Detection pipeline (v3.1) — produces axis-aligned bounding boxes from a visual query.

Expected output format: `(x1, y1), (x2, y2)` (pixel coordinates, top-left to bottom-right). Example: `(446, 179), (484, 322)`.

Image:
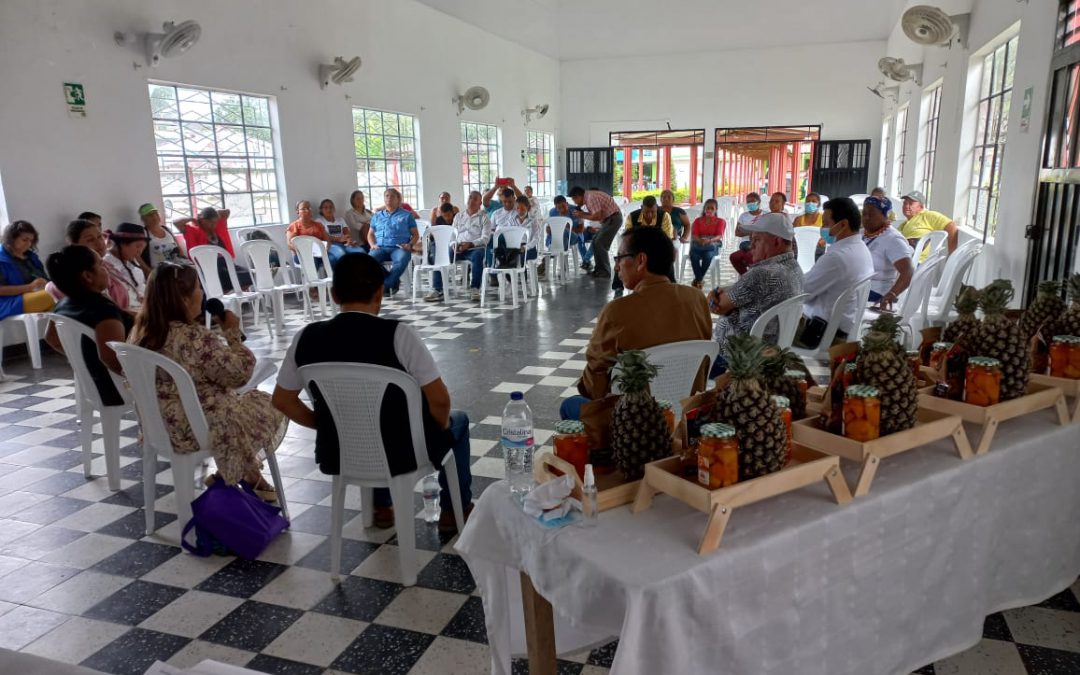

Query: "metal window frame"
(969, 36), (1019, 238)
(460, 121), (502, 197)
(353, 106), (423, 208)
(525, 130), (555, 197)
(920, 85), (943, 204)
(893, 105), (910, 196)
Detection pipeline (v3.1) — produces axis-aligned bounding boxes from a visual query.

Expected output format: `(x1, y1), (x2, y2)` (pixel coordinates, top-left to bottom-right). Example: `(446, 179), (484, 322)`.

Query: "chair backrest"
(849, 194), (869, 208)
(750, 293), (810, 348)
(297, 362), (428, 482)
(816, 194), (830, 204)
(493, 225), (529, 251)
(545, 217), (572, 254)
(818, 276), (874, 347)
(794, 228), (821, 273)
(48, 314), (128, 410)
(897, 255), (946, 324)
(189, 245), (238, 298)
(641, 340), (719, 407)
(912, 230), (948, 266)
(931, 239), (976, 298)
(424, 225), (457, 266)
(239, 240), (280, 291)
(684, 206), (703, 223)
(929, 243), (982, 321)
(291, 235), (330, 283)
(416, 209), (432, 223)
(108, 341), (209, 455)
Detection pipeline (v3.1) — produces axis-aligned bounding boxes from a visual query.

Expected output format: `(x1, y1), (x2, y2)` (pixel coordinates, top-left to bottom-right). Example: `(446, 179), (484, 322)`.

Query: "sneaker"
(589, 269), (611, 279)
(580, 261), (593, 272)
(438, 502), (475, 534)
(424, 290), (444, 302)
(470, 288), (481, 302)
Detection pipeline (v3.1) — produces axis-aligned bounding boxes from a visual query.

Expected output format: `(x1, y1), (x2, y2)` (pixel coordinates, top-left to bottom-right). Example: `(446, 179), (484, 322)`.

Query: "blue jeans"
(372, 410), (473, 510)
(434, 246), (486, 291)
(559, 395), (590, 421)
(689, 244), (719, 282)
(576, 230), (594, 264)
(327, 243), (367, 267)
(369, 246), (412, 291)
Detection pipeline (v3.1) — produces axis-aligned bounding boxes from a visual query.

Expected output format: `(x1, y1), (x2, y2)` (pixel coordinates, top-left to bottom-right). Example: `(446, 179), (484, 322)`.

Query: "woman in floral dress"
(130, 262), (284, 498)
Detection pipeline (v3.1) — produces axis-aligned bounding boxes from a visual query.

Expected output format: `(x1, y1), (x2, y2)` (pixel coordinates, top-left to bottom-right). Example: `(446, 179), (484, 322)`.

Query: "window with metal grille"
(968, 35), (1019, 238)
(1059, 0), (1080, 49)
(893, 106), (909, 196)
(353, 107), (422, 209)
(149, 83), (284, 226)
(526, 131), (555, 197)
(920, 86), (943, 204)
(878, 118), (892, 189)
(461, 122), (501, 199)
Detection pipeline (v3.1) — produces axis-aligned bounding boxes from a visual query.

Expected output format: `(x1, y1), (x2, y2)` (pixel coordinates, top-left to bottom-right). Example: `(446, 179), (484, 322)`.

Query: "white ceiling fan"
(453, 86), (490, 116)
(878, 57), (923, 86)
(319, 56), (361, 89)
(902, 5), (970, 50)
(867, 82), (900, 103)
(115, 20), (201, 68)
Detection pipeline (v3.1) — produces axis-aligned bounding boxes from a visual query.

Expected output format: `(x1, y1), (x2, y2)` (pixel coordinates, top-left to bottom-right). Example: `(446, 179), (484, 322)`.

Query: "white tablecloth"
(456, 410), (1080, 675)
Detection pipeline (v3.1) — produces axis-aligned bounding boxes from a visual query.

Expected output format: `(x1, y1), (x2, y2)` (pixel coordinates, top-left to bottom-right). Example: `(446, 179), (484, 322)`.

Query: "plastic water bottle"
(581, 464), (598, 528)
(501, 391), (535, 502)
(421, 473), (440, 523)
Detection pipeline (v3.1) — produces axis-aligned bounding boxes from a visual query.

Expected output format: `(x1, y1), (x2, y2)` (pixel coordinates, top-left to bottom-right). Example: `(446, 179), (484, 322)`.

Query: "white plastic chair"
(411, 225), (458, 302)
(750, 293), (810, 349)
(794, 227), (821, 273)
(108, 341), (289, 538)
(290, 235), (335, 320)
(926, 241), (982, 327)
(858, 255), (946, 346)
(792, 276), (874, 361)
(188, 246), (263, 330)
(239, 240), (307, 334)
(0, 313), (49, 379)
(911, 230), (948, 269)
(542, 217), (573, 284)
(816, 194), (830, 204)
(849, 193), (869, 208)
(48, 315), (129, 490)
(642, 340), (720, 417)
(297, 362), (464, 585)
(480, 227), (531, 308)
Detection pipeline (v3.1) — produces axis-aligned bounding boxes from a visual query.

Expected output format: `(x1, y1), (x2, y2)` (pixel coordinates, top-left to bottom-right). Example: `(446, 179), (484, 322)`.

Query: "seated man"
(560, 227), (712, 420)
(272, 253), (473, 533)
(861, 196), (914, 308)
(424, 190), (491, 303)
(176, 206), (253, 292)
(613, 196), (674, 295)
(549, 195), (592, 271)
(367, 188), (419, 297)
(899, 190), (958, 257)
(709, 212), (803, 373)
(794, 198), (874, 348)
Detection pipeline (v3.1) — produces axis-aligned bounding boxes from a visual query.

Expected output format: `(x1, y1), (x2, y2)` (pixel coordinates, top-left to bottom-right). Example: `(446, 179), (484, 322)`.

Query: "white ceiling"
(413, 0), (912, 60)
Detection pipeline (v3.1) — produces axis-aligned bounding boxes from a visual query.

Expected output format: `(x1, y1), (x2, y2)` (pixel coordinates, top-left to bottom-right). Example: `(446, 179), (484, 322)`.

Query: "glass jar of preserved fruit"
(1049, 335), (1080, 379)
(843, 385), (881, 441)
(771, 395), (793, 465)
(907, 349), (922, 383)
(553, 420), (589, 480)
(929, 342), (953, 371)
(656, 399), (676, 433)
(965, 357), (1003, 406)
(784, 369), (808, 408)
(842, 361), (857, 389)
(697, 423), (738, 489)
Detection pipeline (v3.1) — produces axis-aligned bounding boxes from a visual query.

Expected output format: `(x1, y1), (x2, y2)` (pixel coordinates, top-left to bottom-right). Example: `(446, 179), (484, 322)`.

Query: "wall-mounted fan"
(867, 82), (900, 103)
(902, 5), (970, 49)
(878, 57), (923, 85)
(115, 20), (201, 68)
(522, 103), (549, 125)
(454, 86), (490, 115)
(319, 56), (361, 89)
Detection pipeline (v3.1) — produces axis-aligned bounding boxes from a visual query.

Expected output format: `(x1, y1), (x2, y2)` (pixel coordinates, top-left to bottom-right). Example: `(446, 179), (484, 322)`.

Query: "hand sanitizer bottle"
(582, 464), (598, 527)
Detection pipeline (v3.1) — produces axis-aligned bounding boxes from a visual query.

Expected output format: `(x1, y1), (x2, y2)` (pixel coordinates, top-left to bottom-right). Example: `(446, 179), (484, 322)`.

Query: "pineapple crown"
(761, 347), (803, 378)
(953, 285), (980, 315)
(860, 330), (896, 353)
(610, 350), (659, 394)
(1036, 280), (1062, 298)
(867, 312), (903, 341)
(724, 334), (767, 380)
(1068, 273), (1080, 301)
(979, 279), (1014, 316)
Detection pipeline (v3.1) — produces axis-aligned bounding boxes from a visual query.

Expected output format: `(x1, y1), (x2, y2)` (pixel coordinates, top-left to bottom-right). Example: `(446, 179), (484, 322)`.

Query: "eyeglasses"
(612, 253), (635, 264)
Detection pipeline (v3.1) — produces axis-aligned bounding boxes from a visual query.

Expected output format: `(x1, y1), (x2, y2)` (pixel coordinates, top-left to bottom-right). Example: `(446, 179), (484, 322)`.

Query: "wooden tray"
(532, 452), (640, 512)
(1030, 373), (1080, 423)
(631, 454), (852, 554)
(792, 408), (972, 497)
(918, 382), (1070, 455)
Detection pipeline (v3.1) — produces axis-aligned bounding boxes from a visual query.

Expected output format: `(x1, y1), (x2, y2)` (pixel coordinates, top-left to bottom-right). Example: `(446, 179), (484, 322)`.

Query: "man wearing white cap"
(707, 212), (803, 372)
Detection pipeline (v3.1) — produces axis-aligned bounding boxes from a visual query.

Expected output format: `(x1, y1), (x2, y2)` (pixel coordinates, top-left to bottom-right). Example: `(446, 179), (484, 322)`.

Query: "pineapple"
(1020, 281), (1066, 341)
(973, 280), (1030, 400)
(714, 335), (787, 480)
(1052, 274), (1080, 338)
(856, 316), (919, 435)
(942, 285), (981, 351)
(762, 347), (809, 420)
(610, 350), (671, 480)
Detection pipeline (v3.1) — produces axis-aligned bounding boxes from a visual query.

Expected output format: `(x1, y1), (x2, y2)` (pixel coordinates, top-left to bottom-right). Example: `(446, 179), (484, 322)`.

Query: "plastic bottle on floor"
(421, 473), (440, 523)
(501, 391), (535, 502)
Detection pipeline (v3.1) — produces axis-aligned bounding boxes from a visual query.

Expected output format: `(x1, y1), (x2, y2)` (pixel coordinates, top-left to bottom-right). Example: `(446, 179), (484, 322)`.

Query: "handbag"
(181, 479), (289, 560)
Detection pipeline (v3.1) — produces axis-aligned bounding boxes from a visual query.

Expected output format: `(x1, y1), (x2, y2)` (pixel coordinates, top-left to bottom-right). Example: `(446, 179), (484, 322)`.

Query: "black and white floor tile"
(0, 268), (1076, 674)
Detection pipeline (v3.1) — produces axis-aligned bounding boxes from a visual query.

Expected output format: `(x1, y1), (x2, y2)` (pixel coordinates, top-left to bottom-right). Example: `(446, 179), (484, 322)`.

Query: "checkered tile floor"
(0, 278), (1078, 674)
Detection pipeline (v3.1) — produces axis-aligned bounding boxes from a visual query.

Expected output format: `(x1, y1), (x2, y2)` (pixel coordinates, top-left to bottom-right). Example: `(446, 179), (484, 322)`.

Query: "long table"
(456, 409), (1080, 675)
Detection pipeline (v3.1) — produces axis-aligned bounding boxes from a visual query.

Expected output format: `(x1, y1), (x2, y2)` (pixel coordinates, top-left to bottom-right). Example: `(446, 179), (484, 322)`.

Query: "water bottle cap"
(584, 464), (595, 486)
(510, 391), (524, 401)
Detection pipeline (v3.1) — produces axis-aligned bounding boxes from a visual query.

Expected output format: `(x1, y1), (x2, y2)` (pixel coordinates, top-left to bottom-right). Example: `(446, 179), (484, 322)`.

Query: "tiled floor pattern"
(0, 268), (1077, 674)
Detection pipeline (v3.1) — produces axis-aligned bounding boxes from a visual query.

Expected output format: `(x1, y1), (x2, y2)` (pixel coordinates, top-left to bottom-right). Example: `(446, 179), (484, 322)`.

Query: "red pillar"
(688, 145), (698, 205)
(623, 146), (633, 198)
(636, 148), (644, 192)
(662, 146), (672, 191)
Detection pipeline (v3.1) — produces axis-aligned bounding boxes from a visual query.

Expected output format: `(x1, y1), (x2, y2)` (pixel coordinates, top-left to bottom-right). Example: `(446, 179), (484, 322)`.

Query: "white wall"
(0, 0), (560, 255)
(559, 40), (889, 196)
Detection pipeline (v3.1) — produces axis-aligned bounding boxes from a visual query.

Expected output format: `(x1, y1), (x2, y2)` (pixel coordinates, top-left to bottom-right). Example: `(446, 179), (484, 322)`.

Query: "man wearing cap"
(862, 196), (914, 309)
(898, 190), (958, 258)
(138, 203), (187, 268)
(708, 212), (803, 366)
(175, 207), (253, 292)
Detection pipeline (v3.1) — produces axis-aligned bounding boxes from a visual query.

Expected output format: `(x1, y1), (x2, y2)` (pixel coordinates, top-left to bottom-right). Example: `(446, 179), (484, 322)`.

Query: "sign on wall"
(63, 82), (86, 118)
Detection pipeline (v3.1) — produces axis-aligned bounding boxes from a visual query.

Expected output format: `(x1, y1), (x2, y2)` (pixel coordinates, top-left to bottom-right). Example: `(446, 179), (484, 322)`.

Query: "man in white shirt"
(794, 197), (875, 348)
(861, 195), (914, 308)
(425, 191), (492, 303)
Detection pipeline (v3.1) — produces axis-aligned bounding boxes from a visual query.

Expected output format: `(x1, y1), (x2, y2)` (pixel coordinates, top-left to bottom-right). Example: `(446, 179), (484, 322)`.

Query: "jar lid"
(784, 369), (806, 380)
(1051, 335), (1080, 344)
(655, 399), (673, 411)
(906, 349), (920, 357)
(845, 384), (880, 398)
(968, 356), (1002, 367)
(771, 395), (790, 408)
(701, 422), (736, 439)
(554, 420), (585, 434)
(932, 342), (954, 350)
(844, 362), (857, 372)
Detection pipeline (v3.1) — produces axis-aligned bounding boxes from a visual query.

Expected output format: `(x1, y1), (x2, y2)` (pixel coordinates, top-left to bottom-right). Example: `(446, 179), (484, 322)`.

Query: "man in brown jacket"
(560, 227), (713, 420)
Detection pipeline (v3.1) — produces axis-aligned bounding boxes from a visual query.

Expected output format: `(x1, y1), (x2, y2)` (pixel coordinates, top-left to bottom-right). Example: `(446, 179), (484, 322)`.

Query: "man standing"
(424, 191), (491, 303)
(612, 196), (674, 295)
(709, 212), (803, 365)
(862, 196), (914, 308)
(899, 190), (958, 256)
(569, 186), (622, 279)
(272, 253), (473, 533)
(560, 227), (712, 420)
(367, 188), (419, 297)
(794, 198), (874, 348)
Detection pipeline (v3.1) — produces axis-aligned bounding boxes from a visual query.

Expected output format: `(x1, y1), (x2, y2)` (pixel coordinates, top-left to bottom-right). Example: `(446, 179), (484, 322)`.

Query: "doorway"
(714, 126), (820, 201)
(609, 129), (705, 205)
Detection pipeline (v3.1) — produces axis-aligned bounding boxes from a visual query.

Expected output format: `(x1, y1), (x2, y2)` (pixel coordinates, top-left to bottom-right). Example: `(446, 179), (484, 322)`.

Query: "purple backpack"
(181, 480), (289, 560)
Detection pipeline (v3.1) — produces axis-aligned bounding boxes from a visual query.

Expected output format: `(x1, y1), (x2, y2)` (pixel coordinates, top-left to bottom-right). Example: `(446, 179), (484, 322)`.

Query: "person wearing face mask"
(794, 198), (874, 348)
(793, 192), (827, 261)
(728, 191), (763, 275)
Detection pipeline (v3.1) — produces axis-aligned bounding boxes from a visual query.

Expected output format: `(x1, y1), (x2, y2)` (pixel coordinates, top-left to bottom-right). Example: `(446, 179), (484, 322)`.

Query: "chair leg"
(23, 315), (44, 369)
(479, 274), (488, 308)
(442, 452), (465, 533)
(101, 408), (122, 491)
(144, 445), (159, 535)
(171, 454), (197, 538)
(510, 272), (519, 308)
(265, 452), (289, 522)
(411, 266), (420, 302)
(330, 477), (346, 580)
(390, 476), (418, 586)
(360, 487), (375, 528)
(79, 398), (94, 479)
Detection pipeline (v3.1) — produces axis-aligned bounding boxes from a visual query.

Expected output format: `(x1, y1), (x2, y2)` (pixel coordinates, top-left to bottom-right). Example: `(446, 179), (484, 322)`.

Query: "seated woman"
(344, 190), (372, 252)
(44, 246), (131, 406)
(429, 191), (459, 225)
(104, 223), (149, 312)
(793, 192), (827, 261)
(316, 199), (365, 265)
(48, 219), (131, 310)
(688, 198), (726, 289)
(0, 220), (55, 322)
(287, 200), (330, 273)
(138, 203), (188, 268)
(177, 207), (253, 292)
(130, 262), (285, 500)
(434, 202), (455, 225)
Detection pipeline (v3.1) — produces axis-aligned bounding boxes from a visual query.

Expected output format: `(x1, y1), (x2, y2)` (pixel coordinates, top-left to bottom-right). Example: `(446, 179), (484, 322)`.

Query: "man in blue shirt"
(367, 188), (419, 296)
(549, 195), (593, 271)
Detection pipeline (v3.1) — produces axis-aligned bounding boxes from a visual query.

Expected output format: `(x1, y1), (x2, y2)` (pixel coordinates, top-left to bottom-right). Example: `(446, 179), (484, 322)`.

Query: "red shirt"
(184, 217), (235, 258)
(692, 215), (726, 239)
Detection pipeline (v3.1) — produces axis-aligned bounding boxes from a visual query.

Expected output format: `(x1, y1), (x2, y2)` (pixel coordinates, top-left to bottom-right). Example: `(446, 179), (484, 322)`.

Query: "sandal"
(252, 478), (278, 504)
